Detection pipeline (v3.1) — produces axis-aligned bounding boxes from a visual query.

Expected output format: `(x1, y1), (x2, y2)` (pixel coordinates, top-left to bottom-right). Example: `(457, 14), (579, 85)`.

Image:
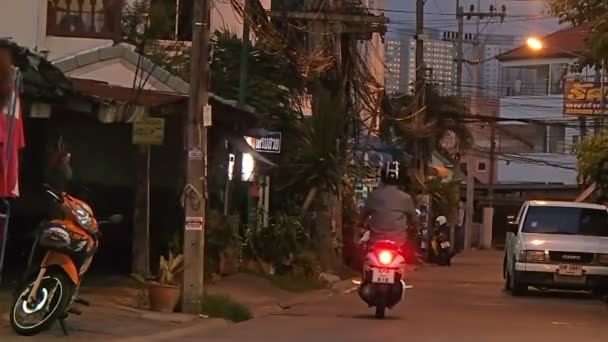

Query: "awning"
(427, 166), (449, 178)
(353, 135), (394, 165)
(226, 134), (277, 167)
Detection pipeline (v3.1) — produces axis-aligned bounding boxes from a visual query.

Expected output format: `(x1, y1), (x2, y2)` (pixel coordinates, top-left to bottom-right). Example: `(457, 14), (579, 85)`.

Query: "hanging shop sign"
(133, 117), (165, 145)
(563, 81), (608, 116)
(246, 132), (281, 154)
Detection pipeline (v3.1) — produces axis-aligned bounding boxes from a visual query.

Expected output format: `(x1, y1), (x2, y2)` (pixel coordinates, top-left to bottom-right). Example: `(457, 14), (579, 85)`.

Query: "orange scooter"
(9, 185), (122, 336)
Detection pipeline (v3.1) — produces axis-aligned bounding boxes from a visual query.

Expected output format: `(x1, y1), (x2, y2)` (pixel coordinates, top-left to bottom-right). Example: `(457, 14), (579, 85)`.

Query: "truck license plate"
(558, 264), (583, 276)
(372, 268), (395, 284)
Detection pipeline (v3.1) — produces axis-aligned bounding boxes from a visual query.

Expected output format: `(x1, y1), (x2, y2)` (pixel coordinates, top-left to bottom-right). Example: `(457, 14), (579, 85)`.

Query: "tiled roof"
(497, 24), (592, 62)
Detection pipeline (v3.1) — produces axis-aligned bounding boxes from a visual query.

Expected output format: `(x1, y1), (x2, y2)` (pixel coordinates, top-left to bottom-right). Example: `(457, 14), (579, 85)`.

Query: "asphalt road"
(1, 250), (607, 341)
(174, 250), (608, 342)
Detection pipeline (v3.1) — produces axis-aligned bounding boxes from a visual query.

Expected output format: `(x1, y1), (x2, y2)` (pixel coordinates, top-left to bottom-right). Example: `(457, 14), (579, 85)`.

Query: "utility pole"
(450, 3), (506, 249)
(415, 0), (425, 175)
(465, 161), (474, 249)
(182, 0), (211, 314)
(238, 0), (251, 106)
(601, 59), (606, 131)
(488, 121), (496, 207)
(456, 0), (464, 97)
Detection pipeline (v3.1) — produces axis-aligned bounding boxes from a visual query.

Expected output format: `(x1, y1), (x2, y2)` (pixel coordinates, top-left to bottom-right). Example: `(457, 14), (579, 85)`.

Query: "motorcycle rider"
(359, 161), (417, 250)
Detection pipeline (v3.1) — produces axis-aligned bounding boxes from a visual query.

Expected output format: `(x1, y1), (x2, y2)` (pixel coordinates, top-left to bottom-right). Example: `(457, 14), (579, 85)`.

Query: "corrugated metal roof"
(71, 78), (187, 107)
(70, 78), (257, 117)
(497, 25), (592, 62)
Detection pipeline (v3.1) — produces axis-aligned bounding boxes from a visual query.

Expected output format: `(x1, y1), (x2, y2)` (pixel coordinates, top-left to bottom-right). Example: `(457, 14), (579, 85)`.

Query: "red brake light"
(378, 250), (394, 265)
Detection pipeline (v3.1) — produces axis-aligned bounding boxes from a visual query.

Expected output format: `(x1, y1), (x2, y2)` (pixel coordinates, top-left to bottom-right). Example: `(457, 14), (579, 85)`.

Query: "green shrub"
(242, 211), (312, 271)
(201, 293), (252, 322)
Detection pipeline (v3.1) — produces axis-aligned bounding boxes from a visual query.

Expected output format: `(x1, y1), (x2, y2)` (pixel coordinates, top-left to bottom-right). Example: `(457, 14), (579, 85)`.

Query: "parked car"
(503, 200), (608, 297)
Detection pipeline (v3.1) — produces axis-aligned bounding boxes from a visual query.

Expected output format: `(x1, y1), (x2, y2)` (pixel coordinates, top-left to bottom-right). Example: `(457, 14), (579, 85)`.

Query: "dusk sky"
(384, 0), (562, 42)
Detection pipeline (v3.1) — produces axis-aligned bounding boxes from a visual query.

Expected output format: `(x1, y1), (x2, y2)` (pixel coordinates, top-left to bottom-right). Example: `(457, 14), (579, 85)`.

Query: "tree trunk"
(316, 190), (340, 272)
(300, 186), (318, 217)
(332, 187), (343, 261)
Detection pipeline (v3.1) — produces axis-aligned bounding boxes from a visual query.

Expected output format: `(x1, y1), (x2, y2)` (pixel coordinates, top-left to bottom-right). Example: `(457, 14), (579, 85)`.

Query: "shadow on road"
(507, 289), (596, 301)
(337, 313), (403, 321)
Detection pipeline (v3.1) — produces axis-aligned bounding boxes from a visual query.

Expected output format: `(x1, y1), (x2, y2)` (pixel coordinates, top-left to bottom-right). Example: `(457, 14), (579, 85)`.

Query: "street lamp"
(526, 37), (543, 51)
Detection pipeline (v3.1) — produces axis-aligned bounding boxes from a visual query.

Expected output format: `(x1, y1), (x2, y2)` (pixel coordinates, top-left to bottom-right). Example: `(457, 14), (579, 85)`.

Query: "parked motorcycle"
(358, 236), (407, 319)
(9, 185), (122, 336)
(430, 216), (454, 266)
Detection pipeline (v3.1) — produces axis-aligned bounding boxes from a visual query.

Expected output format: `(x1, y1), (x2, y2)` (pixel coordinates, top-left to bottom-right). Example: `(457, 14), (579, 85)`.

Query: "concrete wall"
(0, 0), (47, 50)
(1, 0), (259, 62)
(496, 153), (578, 185)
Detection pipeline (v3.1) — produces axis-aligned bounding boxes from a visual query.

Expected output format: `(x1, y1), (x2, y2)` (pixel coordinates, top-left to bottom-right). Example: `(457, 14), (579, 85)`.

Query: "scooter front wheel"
(374, 305), (386, 319)
(10, 271), (74, 336)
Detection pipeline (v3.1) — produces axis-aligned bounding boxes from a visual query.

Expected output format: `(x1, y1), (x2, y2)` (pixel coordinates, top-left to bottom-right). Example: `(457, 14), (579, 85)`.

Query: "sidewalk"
(0, 282), (225, 341)
(0, 272), (352, 341)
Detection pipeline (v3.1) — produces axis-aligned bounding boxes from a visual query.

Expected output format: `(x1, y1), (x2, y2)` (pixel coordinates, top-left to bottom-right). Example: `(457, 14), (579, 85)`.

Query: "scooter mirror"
(107, 214), (124, 224)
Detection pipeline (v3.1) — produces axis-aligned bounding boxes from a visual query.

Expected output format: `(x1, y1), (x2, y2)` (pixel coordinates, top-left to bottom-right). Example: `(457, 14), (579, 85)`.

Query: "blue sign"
(248, 132), (281, 154)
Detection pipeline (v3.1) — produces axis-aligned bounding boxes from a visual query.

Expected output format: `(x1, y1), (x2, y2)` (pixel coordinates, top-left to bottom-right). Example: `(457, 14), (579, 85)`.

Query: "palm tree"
(275, 84), (357, 271)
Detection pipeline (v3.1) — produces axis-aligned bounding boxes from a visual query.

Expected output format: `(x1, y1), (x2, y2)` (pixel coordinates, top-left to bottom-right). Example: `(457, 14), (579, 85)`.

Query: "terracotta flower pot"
(149, 283), (181, 313)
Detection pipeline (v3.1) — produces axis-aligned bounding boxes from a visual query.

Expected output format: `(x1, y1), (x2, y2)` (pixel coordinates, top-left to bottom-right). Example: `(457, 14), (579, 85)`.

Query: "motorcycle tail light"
(378, 250), (394, 265)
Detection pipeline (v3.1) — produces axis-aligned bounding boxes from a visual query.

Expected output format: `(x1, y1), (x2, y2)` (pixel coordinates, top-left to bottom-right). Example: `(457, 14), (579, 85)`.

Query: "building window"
(477, 162), (487, 172)
(572, 135), (580, 145)
(47, 0), (123, 40)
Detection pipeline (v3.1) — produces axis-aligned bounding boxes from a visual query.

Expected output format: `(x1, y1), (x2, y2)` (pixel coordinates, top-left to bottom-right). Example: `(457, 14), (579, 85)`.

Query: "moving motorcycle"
(358, 232), (407, 319)
(9, 185), (122, 336)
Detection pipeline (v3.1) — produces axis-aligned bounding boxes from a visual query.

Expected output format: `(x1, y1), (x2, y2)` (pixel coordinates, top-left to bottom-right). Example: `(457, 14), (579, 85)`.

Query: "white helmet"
(435, 216), (447, 226)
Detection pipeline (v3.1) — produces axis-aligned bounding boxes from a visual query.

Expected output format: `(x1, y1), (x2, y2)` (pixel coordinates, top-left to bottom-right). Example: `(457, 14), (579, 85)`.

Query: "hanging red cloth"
(0, 90), (25, 197)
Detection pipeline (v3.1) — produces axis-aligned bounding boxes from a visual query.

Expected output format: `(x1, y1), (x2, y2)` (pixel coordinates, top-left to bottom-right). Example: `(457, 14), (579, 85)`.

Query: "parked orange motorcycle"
(9, 185), (122, 336)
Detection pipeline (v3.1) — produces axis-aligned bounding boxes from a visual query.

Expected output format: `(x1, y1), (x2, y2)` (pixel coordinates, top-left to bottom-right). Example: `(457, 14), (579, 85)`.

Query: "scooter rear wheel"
(375, 305), (386, 319)
(10, 271), (74, 336)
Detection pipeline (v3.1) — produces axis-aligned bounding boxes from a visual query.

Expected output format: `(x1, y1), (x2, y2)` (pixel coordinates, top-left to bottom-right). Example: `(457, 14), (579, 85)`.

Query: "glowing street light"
(526, 37), (543, 51)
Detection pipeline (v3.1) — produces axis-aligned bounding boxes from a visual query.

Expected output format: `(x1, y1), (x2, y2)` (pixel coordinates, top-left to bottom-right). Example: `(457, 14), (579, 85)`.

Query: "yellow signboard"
(133, 118), (165, 145)
(564, 81), (608, 116)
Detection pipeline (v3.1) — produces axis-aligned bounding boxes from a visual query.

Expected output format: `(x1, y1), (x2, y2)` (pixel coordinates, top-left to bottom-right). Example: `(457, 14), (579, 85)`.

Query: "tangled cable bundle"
(228, 0), (334, 77)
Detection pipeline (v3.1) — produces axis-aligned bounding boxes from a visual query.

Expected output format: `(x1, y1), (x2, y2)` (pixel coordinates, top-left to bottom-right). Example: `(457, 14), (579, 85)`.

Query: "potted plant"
(149, 251), (184, 312)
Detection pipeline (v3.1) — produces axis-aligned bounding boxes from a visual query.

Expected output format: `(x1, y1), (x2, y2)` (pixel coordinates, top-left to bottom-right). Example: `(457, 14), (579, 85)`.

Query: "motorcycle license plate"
(372, 268), (395, 284)
(440, 241), (451, 249)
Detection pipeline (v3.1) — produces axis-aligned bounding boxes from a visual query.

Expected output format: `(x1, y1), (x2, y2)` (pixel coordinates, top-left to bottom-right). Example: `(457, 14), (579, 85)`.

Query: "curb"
(115, 318), (229, 342)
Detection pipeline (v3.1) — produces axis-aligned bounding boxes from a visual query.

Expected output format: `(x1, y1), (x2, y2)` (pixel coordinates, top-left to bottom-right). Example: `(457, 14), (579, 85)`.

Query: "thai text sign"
(564, 81), (608, 116)
(246, 132), (281, 154)
(133, 118), (165, 145)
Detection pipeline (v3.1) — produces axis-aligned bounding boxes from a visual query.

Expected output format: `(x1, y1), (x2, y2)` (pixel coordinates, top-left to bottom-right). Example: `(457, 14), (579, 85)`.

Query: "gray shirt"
(362, 185), (416, 237)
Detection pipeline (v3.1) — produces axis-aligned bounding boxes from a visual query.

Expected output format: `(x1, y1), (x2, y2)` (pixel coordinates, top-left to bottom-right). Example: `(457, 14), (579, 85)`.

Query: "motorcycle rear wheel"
(10, 271), (74, 336)
(375, 305), (386, 319)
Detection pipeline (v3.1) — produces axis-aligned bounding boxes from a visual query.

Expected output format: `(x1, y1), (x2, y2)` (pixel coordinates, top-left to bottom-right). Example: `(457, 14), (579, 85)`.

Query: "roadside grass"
(201, 293), (252, 322)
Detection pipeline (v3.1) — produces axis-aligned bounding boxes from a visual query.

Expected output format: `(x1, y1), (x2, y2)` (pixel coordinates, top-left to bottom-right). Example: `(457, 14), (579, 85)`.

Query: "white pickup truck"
(504, 200), (608, 296)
